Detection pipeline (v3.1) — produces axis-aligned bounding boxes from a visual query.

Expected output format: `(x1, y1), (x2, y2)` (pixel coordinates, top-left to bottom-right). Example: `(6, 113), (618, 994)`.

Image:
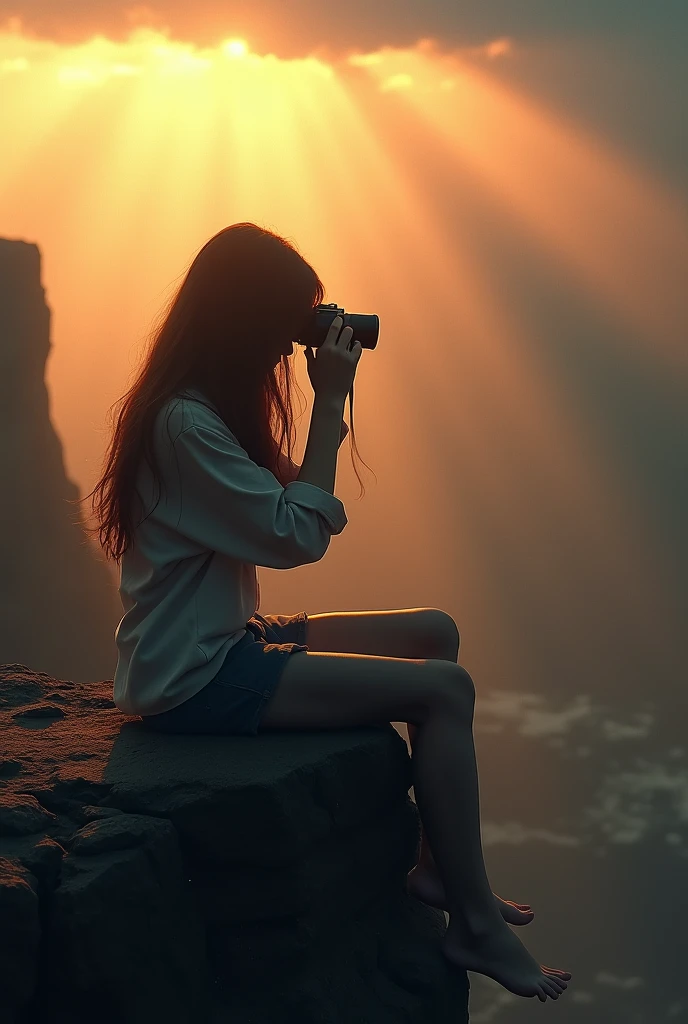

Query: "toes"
(543, 966), (572, 979)
(501, 899), (532, 912)
(495, 893), (531, 911)
(501, 900), (534, 921)
(541, 980), (559, 999)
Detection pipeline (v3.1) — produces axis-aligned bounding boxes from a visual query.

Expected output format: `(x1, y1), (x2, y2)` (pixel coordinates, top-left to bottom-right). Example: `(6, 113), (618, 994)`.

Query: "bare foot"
(442, 914), (572, 1001)
(407, 865), (535, 926)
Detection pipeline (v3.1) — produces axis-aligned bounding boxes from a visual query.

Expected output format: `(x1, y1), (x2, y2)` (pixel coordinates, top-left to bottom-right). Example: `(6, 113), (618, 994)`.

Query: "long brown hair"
(73, 223), (371, 564)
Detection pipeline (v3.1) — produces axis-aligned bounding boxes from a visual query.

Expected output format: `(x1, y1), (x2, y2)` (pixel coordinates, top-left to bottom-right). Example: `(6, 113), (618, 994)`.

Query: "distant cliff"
(0, 238), (121, 682)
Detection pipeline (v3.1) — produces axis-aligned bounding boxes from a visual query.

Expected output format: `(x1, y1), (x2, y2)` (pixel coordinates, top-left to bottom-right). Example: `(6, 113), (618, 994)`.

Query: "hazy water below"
(396, 686), (687, 1022)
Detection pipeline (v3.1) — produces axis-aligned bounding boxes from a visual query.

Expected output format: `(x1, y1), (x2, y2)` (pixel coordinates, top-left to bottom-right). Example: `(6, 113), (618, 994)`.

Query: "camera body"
(295, 302), (379, 350)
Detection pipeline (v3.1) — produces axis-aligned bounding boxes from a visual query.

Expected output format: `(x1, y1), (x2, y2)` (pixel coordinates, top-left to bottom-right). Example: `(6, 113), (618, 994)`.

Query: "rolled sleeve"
(282, 480), (348, 534)
(163, 424), (347, 568)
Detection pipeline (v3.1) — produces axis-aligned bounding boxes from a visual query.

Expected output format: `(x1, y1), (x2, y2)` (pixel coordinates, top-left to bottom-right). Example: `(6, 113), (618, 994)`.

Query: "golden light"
(223, 38), (248, 59)
(380, 73), (413, 92)
(485, 38), (512, 58)
(0, 25), (685, 688)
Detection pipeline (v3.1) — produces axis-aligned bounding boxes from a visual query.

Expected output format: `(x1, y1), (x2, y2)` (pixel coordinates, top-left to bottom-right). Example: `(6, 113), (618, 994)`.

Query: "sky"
(2, 0), (687, 51)
(1, 4), (687, 1020)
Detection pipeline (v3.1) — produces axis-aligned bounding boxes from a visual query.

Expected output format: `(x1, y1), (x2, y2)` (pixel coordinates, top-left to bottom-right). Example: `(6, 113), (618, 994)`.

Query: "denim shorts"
(139, 611), (309, 737)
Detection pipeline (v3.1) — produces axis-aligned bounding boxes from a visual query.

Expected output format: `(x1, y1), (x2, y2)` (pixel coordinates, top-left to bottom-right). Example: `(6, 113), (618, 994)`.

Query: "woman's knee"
(420, 608), (461, 658)
(426, 661), (475, 716)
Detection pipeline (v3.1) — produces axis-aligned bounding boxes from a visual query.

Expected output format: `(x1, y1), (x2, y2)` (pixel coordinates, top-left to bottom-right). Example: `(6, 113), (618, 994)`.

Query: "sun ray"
(0, 27), (683, 692)
(356, 45), (688, 373)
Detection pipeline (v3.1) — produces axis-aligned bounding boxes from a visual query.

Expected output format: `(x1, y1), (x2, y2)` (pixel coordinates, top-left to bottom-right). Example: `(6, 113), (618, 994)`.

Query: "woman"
(81, 222), (571, 1000)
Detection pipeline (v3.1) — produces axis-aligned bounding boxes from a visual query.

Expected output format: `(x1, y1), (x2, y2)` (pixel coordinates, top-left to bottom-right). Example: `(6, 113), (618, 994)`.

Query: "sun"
(223, 39), (248, 59)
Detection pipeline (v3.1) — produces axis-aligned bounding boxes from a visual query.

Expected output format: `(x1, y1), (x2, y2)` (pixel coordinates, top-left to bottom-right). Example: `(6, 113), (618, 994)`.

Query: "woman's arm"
(277, 418), (349, 483)
(276, 451), (301, 484)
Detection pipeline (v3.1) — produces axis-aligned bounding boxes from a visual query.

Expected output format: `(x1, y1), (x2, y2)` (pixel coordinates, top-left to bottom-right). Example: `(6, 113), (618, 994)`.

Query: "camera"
(295, 303), (379, 350)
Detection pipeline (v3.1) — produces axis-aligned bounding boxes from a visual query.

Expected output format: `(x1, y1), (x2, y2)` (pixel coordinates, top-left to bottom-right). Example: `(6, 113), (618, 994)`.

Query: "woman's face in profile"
(271, 314), (309, 364)
(266, 307), (315, 365)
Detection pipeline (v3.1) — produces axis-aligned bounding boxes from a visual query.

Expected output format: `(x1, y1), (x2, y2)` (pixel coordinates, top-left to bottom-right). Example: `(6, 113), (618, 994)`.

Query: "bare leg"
(406, 721), (534, 925)
(411, 684), (571, 1001)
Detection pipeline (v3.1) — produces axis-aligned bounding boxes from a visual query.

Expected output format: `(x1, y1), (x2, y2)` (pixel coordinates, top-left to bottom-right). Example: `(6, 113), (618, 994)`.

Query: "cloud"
(584, 762), (688, 845)
(476, 691), (598, 739)
(1, 0), (684, 55)
(481, 821), (581, 846)
(595, 973), (645, 990)
(476, 690), (658, 746)
(471, 37), (513, 59)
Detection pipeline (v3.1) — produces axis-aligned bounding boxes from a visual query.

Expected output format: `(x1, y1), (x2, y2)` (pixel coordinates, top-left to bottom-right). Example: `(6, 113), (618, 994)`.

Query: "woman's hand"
(303, 321), (361, 405)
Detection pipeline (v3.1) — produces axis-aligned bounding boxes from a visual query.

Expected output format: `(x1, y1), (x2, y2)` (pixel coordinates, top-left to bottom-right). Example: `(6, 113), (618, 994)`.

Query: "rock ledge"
(1, 664), (469, 1023)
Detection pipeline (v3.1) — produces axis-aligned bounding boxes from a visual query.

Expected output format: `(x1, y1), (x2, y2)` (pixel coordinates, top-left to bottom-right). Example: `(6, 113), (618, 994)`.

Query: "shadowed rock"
(0, 238), (121, 682)
(0, 663), (469, 1024)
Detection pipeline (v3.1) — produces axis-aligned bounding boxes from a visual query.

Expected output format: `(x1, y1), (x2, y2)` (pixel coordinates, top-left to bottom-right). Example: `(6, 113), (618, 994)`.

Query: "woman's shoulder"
(175, 387), (218, 412)
(155, 389), (237, 444)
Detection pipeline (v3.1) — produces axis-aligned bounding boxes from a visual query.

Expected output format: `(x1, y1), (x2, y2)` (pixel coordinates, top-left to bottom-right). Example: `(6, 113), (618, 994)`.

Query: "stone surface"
(0, 237), (121, 683)
(1, 664), (470, 1023)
